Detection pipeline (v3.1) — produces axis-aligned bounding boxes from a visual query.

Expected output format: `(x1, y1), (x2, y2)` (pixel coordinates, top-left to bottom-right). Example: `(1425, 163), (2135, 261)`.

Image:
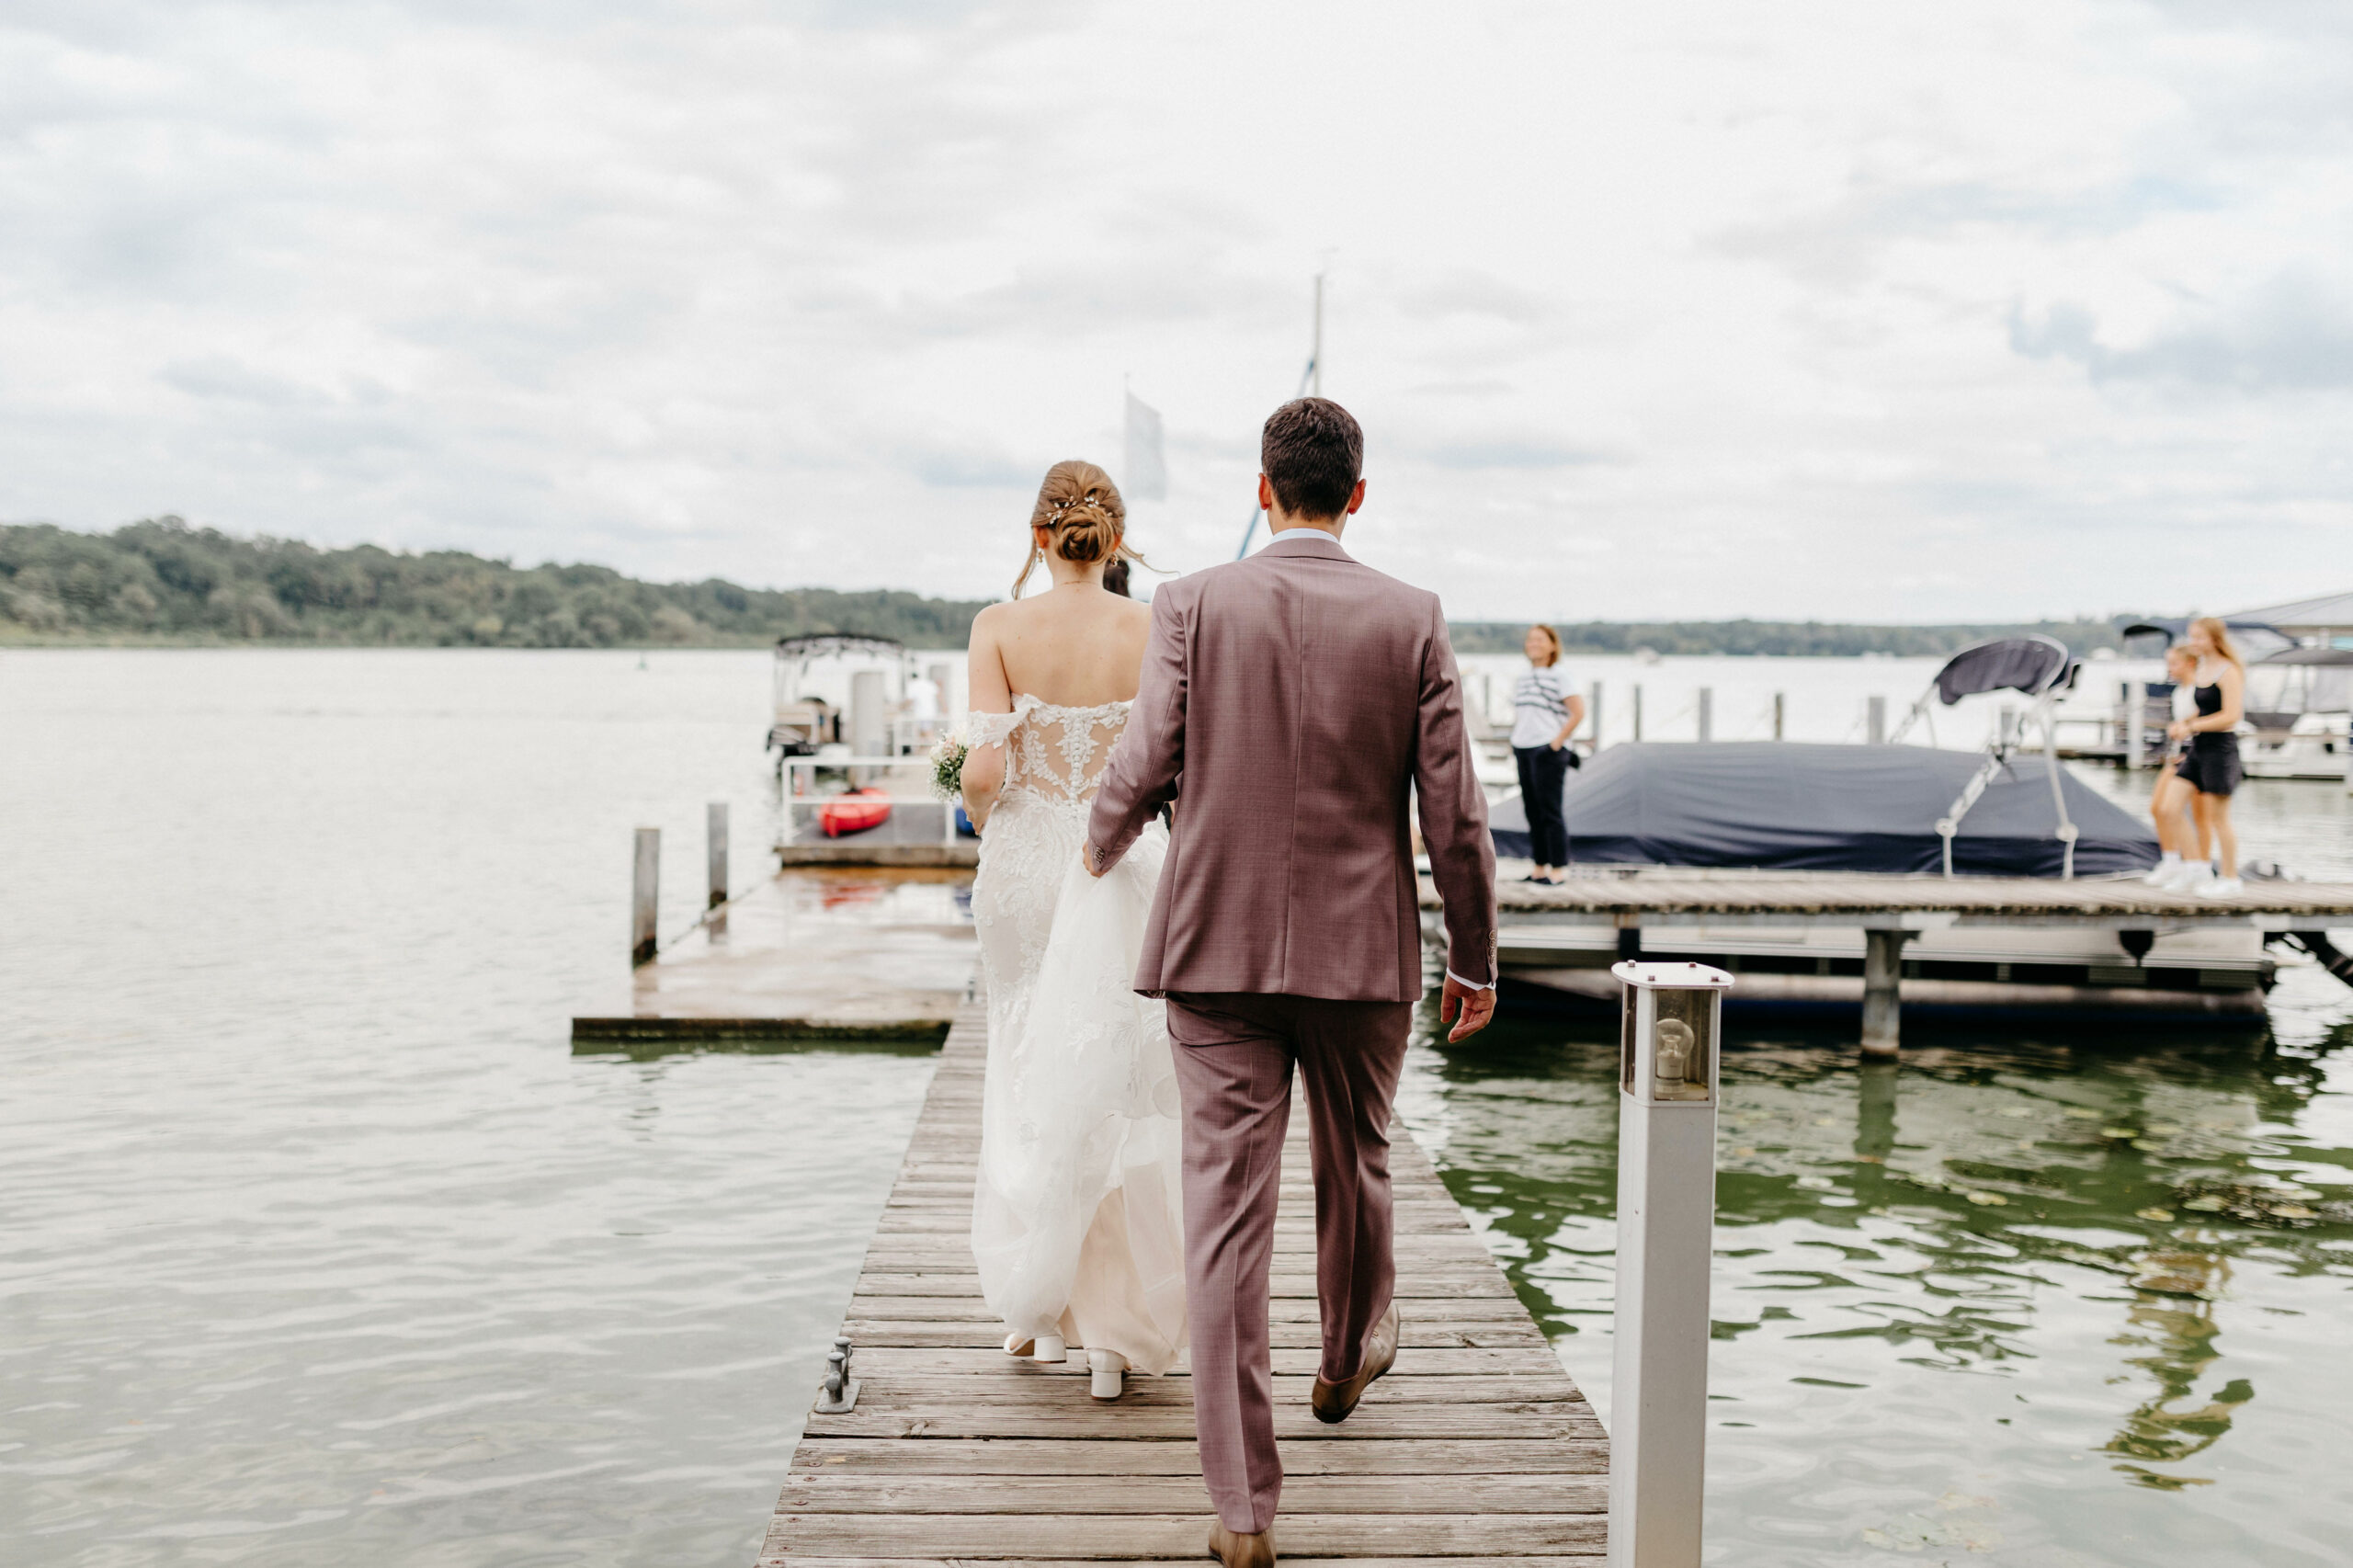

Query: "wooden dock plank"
(790, 1438), (1608, 1476)
(779, 1473), (1608, 1514)
(1444, 868), (2353, 925)
(771, 1515), (1608, 1560)
(758, 990), (1607, 1564)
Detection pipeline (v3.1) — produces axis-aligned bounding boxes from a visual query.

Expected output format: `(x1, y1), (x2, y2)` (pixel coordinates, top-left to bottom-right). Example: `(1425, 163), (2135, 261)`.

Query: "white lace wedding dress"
(966, 695), (1187, 1384)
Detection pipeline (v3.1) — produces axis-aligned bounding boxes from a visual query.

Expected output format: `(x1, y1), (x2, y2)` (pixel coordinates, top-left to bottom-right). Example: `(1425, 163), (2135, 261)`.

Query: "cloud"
(1419, 437), (1609, 472)
(2010, 277), (2353, 391)
(0, 0), (2348, 620)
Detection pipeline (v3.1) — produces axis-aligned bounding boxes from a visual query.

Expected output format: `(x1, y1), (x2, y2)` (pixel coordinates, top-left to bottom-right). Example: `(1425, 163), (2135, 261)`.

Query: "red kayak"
(819, 786), (892, 837)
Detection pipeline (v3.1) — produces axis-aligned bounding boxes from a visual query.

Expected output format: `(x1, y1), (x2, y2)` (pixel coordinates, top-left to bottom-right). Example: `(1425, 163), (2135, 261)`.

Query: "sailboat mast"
(1311, 273), (1323, 397)
(1236, 272), (1329, 560)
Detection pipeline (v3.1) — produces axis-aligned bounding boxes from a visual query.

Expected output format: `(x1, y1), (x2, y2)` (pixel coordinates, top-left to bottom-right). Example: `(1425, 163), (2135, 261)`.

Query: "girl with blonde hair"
(2141, 642), (2211, 884)
(2157, 617), (2247, 896)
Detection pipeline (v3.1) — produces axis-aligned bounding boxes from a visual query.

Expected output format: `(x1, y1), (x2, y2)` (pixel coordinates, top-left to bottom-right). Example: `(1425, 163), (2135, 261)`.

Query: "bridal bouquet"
(930, 728), (968, 801)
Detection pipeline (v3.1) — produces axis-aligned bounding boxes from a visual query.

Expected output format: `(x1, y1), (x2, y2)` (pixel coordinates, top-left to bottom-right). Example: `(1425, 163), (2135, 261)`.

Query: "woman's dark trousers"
(1513, 744), (1571, 867)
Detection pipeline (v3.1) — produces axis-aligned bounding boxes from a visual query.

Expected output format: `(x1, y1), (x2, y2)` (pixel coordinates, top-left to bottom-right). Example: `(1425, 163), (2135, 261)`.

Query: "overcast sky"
(3, 2), (2347, 620)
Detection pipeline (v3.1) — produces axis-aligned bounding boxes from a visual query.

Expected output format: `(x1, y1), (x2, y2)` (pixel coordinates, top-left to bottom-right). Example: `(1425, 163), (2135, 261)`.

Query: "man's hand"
(1439, 973), (1496, 1043)
(1082, 841), (1106, 879)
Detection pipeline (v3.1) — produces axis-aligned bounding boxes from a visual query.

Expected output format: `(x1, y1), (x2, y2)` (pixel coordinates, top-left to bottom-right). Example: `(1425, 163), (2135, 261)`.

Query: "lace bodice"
(966, 694), (1131, 805)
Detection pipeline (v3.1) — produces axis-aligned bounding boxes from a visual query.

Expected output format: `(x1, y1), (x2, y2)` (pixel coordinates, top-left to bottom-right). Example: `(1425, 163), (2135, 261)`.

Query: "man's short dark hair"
(1260, 397), (1363, 521)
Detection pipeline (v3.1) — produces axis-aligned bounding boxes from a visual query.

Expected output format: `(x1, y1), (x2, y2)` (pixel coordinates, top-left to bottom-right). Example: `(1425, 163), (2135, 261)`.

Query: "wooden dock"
(573, 868), (974, 1048)
(1432, 868), (2353, 1048)
(759, 995), (1609, 1565)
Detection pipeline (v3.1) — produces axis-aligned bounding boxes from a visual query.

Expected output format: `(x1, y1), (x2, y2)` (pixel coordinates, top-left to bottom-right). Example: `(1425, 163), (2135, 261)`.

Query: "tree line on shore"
(0, 518), (988, 650)
(4, 517), (2134, 657)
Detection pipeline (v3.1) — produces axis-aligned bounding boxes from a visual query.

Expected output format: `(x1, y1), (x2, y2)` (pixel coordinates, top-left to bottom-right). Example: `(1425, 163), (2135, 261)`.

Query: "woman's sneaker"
(2173, 861), (2215, 892)
(2143, 856), (2183, 888)
(2196, 876), (2245, 899)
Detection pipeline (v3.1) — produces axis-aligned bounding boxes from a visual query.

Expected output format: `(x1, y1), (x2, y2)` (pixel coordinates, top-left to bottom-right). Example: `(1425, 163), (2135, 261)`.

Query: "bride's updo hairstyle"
(1012, 460), (1145, 597)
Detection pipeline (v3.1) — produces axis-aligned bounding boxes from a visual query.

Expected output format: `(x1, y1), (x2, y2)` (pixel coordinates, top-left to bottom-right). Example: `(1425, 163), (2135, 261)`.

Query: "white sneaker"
(2143, 856), (2183, 888)
(1030, 1333), (1067, 1364)
(2196, 877), (2245, 899)
(2173, 862), (2215, 892)
(1088, 1348), (1127, 1399)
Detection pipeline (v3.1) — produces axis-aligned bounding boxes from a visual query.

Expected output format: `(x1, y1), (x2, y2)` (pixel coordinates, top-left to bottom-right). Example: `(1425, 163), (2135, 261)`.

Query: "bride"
(960, 460), (1186, 1402)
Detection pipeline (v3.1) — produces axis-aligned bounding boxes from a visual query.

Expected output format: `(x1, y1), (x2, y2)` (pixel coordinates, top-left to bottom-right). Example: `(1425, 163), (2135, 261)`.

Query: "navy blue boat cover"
(1489, 742), (2159, 877)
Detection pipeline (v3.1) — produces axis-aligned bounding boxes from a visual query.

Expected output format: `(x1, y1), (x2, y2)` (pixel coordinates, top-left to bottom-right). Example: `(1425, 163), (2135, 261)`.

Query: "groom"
(1086, 397), (1499, 1567)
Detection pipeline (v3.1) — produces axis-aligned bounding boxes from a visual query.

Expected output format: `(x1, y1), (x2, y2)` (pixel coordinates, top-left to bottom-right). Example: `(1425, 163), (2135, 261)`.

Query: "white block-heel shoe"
(1088, 1349), (1127, 1399)
(1031, 1333), (1067, 1364)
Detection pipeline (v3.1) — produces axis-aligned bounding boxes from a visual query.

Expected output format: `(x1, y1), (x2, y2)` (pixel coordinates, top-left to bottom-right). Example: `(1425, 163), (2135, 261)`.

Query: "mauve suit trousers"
(1163, 992), (1411, 1534)
(1087, 529), (1497, 1536)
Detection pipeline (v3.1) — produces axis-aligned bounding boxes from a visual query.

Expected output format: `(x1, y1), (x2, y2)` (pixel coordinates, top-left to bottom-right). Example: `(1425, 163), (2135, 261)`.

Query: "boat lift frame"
(1888, 634), (2081, 880)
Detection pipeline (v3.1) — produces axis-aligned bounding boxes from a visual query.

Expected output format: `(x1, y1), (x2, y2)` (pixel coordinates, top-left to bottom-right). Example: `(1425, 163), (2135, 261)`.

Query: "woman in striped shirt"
(1511, 625), (1585, 883)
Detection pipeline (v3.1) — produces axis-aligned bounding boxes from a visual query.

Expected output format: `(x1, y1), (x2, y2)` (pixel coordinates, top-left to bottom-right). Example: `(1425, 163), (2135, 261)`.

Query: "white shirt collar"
(1261, 528), (1351, 559)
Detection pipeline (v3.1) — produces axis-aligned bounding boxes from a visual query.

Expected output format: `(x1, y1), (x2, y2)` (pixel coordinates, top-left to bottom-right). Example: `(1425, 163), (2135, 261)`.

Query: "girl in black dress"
(2142, 643), (2210, 884)
(2163, 617), (2246, 896)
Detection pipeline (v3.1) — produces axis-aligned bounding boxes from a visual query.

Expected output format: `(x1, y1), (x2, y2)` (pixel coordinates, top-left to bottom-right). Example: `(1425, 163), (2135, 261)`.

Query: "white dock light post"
(1608, 960), (1734, 1568)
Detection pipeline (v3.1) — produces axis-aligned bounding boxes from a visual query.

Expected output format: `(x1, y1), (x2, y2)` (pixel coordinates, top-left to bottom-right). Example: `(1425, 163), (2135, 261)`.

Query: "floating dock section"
(572, 868), (974, 1049)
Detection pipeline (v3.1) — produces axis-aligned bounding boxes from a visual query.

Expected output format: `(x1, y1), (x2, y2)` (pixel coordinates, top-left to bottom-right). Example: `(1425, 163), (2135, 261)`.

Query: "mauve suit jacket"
(1087, 528), (1497, 1003)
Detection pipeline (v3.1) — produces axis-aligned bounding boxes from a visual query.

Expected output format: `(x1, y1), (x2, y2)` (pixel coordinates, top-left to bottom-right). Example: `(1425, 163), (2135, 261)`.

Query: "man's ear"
(1256, 474), (1275, 515)
(1344, 478), (1368, 516)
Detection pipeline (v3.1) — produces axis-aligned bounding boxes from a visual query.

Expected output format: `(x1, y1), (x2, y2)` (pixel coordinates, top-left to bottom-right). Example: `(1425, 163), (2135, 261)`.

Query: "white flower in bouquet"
(930, 729), (969, 801)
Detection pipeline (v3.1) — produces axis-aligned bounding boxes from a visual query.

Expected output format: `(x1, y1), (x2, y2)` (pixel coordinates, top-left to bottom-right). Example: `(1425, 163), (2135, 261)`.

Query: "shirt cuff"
(1446, 969), (1496, 993)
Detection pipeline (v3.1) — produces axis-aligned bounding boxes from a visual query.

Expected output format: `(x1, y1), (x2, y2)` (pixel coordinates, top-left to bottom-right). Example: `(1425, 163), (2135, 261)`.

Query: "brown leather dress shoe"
(1208, 1520), (1276, 1567)
(1311, 1302), (1400, 1424)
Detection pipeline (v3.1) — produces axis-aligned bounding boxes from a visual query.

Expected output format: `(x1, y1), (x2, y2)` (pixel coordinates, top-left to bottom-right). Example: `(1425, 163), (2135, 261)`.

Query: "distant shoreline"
(6, 517), (2143, 659)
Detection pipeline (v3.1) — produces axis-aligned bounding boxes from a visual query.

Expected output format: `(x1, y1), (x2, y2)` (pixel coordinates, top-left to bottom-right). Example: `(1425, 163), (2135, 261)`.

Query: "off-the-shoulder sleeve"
(964, 694), (1038, 750)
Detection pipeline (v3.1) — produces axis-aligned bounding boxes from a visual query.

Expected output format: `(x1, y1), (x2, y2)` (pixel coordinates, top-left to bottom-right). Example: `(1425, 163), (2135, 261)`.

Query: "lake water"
(5, 649), (2349, 1567)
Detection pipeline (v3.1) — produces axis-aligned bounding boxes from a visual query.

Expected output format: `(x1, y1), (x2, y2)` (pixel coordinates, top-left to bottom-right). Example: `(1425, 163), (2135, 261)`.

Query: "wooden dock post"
(631, 827), (660, 967)
(1590, 680), (1605, 750)
(1866, 695), (1887, 745)
(1608, 961), (1733, 1568)
(1695, 687), (1712, 743)
(1859, 928), (1910, 1055)
(1772, 691), (1786, 740)
(706, 802), (729, 910)
(1632, 684), (1644, 743)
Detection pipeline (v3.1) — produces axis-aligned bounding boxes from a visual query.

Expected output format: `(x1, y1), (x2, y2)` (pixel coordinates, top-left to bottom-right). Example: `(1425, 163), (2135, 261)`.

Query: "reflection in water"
(1400, 971), (2353, 1567)
(2105, 1290), (2244, 1483)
